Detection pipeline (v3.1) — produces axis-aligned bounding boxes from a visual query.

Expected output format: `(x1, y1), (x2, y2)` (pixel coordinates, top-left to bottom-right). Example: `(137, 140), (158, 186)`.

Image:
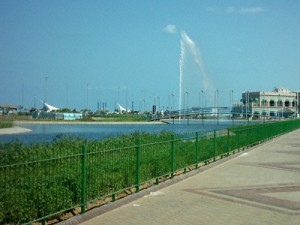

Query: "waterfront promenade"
(61, 129), (300, 225)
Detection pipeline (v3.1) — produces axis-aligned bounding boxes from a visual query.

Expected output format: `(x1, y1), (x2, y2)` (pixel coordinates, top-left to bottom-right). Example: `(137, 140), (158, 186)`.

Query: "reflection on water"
(0, 119), (255, 143)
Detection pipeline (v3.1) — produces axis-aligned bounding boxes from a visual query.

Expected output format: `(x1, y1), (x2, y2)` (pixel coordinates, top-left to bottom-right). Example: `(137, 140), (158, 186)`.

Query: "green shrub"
(0, 121), (13, 129)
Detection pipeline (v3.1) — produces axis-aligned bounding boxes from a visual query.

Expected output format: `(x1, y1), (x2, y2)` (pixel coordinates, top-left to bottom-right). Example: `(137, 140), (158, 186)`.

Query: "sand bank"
(0, 126), (32, 135)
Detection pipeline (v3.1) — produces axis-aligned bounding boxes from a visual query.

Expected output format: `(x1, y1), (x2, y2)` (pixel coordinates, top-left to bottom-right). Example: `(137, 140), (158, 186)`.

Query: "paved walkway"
(64, 129), (300, 225)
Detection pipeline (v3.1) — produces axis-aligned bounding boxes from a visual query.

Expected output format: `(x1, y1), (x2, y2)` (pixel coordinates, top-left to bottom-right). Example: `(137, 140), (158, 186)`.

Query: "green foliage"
(92, 113), (150, 122)
(0, 121), (13, 129)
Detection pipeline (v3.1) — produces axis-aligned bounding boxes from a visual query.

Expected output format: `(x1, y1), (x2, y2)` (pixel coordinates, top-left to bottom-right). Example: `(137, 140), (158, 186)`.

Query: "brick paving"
(61, 129), (300, 225)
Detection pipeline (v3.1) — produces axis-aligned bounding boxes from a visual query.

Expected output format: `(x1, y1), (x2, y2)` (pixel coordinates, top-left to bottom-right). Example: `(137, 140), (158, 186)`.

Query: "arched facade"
(241, 88), (299, 119)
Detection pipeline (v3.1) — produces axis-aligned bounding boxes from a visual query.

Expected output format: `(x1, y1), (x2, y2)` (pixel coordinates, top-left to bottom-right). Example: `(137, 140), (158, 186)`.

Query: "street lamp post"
(170, 93), (175, 124)
(125, 87), (128, 112)
(153, 96), (159, 119)
(201, 90), (204, 107)
(172, 94), (175, 114)
(86, 83), (89, 110)
(246, 91), (249, 123)
(185, 92), (189, 113)
(201, 90), (204, 125)
(34, 95), (36, 109)
(45, 76), (48, 102)
(171, 93), (174, 116)
(185, 92), (189, 125)
(168, 94), (170, 118)
(21, 79), (24, 111)
(216, 90), (219, 125)
(198, 91), (201, 114)
(132, 101), (134, 112)
(231, 90), (234, 124)
(157, 96), (160, 113)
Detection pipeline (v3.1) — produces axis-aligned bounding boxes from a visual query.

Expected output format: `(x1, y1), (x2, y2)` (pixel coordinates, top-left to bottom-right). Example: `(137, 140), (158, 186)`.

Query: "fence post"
(237, 129), (240, 152)
(227, 129), (230, 156)
(195, 132), (199, 168)
(81, 145), (87, 214)
(135, 138), (140, 192)
(171, 134), (175, 178)
(213, 130), (216, 162)
(247, 127), (250, 146)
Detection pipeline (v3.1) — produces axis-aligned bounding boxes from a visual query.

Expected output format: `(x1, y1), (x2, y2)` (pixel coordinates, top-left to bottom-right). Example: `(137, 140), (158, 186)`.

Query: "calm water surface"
(0, 119), (253, 143)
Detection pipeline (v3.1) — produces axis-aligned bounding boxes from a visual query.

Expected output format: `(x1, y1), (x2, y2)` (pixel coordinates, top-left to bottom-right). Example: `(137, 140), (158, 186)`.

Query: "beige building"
(241, 88), (299, 119)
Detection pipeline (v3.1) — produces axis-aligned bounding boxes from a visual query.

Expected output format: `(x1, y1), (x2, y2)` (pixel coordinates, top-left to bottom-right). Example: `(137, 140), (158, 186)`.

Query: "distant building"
(31, 101), (83, 120)
(31, 111), (83, 120)
(0, 104), (18, 115)
(239, 87), (299, 119)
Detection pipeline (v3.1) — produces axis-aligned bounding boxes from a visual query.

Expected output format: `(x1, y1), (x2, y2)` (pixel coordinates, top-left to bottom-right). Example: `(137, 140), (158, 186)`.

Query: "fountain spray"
(179, 31), (215, 113)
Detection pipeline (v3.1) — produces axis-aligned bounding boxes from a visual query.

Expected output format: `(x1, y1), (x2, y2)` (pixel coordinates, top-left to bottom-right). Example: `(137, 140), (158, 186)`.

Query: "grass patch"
(0, 121), (13, 129)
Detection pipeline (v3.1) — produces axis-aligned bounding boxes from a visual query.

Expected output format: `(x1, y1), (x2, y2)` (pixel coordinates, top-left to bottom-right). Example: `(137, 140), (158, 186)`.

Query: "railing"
(1, 120), (300, 224)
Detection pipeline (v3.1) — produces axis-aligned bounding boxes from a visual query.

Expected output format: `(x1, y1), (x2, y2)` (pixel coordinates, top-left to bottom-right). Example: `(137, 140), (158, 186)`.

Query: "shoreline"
(0, 120), (166, 135)
(14, 120), (166, 125)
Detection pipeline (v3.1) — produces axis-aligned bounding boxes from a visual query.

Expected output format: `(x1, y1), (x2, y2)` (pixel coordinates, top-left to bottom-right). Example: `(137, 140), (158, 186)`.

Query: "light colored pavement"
(66, 129), (300, 225)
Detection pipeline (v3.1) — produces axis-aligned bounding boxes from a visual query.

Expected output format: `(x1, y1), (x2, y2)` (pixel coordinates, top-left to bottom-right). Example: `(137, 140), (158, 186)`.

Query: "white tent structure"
(117, 103), (131, 113)
(42, 100), (60, 112)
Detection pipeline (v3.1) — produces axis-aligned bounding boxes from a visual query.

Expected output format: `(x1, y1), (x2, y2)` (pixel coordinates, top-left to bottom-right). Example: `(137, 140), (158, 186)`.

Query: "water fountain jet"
(179, 31), (215, 115)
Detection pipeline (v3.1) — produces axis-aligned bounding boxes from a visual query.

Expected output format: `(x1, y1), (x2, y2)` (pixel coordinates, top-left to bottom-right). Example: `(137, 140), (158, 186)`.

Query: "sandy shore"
(0, 126), (32, 135)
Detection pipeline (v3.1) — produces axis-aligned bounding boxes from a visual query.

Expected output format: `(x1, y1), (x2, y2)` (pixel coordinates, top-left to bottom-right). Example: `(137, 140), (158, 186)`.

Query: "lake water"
(0, 119), (254, 143)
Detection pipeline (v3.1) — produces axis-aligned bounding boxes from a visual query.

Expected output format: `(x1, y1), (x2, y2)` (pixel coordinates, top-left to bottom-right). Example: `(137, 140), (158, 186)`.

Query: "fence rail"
(1, 120), (300, 224)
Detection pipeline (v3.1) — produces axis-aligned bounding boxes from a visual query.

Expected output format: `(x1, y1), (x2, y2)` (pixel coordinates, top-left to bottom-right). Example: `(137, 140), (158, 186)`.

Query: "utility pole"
(45, 76), (48, 102)
(86, 83), (89, 110)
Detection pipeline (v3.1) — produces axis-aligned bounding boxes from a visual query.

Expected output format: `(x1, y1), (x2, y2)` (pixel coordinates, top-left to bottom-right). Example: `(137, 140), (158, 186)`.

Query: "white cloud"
(205, 6), (223, 14)
(206, 7), (219, 13)
(226, 6), (237, 13)
(226, 6), (268, 14)
(163, 24), (177, 34)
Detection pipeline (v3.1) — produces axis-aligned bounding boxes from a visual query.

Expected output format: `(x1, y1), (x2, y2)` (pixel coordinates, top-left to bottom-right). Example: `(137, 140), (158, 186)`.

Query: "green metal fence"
(1, 120), (300, 224)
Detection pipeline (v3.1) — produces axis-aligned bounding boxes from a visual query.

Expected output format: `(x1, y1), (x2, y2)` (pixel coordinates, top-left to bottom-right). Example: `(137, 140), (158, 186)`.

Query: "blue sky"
(1, 0), (300, 112)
